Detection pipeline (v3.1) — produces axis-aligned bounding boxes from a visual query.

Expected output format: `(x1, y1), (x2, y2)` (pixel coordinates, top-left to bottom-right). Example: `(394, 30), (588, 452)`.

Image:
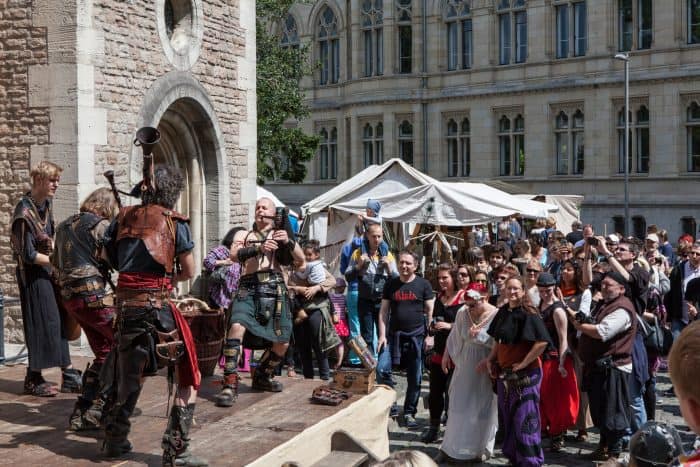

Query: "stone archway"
(134, 72), (230, 297)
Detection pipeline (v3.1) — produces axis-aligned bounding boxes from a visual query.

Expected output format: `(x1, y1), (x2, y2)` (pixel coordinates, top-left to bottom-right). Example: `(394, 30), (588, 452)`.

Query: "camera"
(586, 237), (599, 247)
(575, 311), (595, 324)
(274, 207), (289, 230)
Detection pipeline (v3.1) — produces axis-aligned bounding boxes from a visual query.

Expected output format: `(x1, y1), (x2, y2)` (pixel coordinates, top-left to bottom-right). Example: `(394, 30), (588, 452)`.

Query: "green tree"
(257, 0), (318, 184)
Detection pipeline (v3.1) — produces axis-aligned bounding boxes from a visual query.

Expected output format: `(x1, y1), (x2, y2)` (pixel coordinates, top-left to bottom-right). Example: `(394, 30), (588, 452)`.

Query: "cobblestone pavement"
(388, 367), (699, 466)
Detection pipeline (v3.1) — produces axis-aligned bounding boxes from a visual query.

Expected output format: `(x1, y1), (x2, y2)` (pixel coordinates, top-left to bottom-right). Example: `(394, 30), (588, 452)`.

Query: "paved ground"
(387, 365), (699, 466)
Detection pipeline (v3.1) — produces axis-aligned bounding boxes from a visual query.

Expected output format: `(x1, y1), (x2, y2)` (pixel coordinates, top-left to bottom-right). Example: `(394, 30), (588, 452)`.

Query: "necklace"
(468, 305), (493, 337)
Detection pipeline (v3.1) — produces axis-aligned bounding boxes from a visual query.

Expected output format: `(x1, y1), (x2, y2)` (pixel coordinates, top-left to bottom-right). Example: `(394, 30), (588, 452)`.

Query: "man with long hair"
(52, 187), (119, 431)
(101, 164), (206, 466)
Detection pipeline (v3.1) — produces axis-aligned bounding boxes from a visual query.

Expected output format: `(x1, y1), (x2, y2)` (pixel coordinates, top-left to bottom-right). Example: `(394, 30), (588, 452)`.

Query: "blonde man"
(10, 161), (78, 396)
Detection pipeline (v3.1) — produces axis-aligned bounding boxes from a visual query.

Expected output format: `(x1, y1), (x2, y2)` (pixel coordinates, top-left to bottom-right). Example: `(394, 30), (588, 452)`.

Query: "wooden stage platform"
(0, 356), (394, 466)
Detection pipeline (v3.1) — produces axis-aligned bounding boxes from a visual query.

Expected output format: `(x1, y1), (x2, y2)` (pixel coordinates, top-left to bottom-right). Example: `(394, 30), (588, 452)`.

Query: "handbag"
(640, 315), (672, 356)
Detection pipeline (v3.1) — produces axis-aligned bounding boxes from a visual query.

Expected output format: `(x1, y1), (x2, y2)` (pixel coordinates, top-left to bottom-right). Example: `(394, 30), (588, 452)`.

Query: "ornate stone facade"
(268, 0), (700, 242)
(1, 0), (256, 340)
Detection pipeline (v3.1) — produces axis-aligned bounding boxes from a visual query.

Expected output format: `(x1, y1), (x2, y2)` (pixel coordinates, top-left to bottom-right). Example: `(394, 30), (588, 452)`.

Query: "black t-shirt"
(383, 276), (434, 333)
(433, 298), (462, 356)
(626, 263), (650, 316)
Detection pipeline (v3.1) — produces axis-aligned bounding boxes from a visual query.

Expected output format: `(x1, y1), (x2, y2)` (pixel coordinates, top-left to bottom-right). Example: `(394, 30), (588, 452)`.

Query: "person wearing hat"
(536, 272), (579, 452)
(569, 271), (638, 461)
(434, 281), (498, 464)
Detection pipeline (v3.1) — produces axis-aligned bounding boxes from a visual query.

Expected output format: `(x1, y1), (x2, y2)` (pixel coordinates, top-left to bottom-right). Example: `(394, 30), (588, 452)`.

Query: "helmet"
(629, 421), (685, 467)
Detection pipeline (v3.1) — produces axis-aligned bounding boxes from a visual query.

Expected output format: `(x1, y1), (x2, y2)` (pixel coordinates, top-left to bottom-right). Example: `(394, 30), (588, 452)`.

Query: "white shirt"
(682, 261), (700, 296)
(595, 307), (632, 373)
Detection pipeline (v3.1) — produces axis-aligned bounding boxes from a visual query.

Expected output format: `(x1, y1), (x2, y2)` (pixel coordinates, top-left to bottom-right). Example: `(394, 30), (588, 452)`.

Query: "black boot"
(61, 368), (83, 394)
(420, 420), (440, 443)
(252, 349), (284, 392)
(103, 391), (138, 458)
(70, 364), (103, 431)
(162, 404), (208, 466)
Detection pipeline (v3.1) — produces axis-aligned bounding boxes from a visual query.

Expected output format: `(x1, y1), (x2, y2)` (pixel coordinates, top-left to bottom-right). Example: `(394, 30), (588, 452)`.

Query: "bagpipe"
(103, 126), (161, 206)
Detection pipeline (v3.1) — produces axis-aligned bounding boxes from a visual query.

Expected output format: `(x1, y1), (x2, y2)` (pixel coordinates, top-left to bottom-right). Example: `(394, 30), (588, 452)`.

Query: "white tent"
(301, 158), (560, 246)
(515, 194), (584, 234)
(257, 185), (299, 218)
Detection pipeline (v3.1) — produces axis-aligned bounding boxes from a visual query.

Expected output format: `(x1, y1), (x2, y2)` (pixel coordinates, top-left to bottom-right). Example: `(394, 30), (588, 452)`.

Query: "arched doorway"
(134, 72), (231, 298)
(150, 97), (220, 296)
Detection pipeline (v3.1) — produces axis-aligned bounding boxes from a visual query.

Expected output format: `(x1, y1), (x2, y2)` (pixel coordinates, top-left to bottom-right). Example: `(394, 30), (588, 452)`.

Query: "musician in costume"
(11, 160), (82, 397)
(101, 164), (207, 466)
(52, 187), (118, 431)
(214, 197), (303, 407)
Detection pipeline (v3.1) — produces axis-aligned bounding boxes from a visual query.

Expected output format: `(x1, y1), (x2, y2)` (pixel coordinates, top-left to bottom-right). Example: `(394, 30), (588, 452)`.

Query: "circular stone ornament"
(156, 0), (204, 70)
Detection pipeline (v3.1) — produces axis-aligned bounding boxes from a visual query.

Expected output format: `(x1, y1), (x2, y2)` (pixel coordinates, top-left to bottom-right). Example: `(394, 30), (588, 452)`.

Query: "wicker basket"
(177, 299), (225, 377)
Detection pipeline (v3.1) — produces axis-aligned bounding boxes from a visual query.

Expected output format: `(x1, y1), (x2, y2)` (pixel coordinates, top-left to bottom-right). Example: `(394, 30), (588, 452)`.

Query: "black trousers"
(296, 309), (330, 380)
(427, 360), (452, 424)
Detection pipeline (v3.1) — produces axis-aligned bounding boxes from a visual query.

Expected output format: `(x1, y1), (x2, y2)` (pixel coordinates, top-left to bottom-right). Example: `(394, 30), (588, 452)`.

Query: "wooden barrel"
(178, 299), (225, 377)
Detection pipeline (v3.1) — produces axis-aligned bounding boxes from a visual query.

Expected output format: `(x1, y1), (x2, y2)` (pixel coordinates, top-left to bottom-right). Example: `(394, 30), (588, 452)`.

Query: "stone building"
(267, 0), (700, 241)
(1, 0), (256, 340)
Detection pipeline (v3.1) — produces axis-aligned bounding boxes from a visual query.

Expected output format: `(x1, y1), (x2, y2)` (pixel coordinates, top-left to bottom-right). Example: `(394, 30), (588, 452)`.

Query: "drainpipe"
(421, 0), (428, 173)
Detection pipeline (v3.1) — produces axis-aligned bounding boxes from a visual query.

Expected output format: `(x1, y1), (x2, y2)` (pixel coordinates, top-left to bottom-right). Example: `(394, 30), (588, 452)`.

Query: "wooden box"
(333, 367), (376, 394)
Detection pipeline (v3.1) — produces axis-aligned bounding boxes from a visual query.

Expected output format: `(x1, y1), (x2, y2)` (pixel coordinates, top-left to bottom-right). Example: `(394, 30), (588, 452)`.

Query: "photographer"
(568, 272), (638, 461)
(345, 223), (398, 354)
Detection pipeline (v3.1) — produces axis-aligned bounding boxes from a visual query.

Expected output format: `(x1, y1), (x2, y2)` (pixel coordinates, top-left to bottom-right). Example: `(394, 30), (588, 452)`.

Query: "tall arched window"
(498, 114), (525, 176)
(687, 101), (700, 172)
(498, 0), (527, 65)
(280, 14), (299, 48)
(446, 117), (470, 176)
(363, 122), (384, 167)
(396, 0), (412, 73)
(444, 0), (472, 70)
(362, 0), (383, 77)
(318, 126), (338, 179)
(554, 109), (584, 175)
(318, 6), (340, 85)
(399, 120), (414, 165)
(617, 104), (649, 174)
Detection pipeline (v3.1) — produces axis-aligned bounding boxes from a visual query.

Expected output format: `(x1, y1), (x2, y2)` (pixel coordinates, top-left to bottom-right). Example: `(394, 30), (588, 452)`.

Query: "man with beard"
(214, 197), (304, 407)
(569, 272), (637, 461)
(52, 187), (118, 431)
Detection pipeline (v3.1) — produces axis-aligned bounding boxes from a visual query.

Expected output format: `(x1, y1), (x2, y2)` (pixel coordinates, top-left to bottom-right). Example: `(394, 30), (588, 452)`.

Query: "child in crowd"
(669, 321), (700, 466)
(359, 198), (389, 257)
(328, 278), (350, 368)
(291, 240), (326, 322)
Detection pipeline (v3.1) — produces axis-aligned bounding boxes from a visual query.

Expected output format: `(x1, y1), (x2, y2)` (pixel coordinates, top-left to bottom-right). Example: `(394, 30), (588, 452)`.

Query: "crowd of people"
(9, 159), (700, 467)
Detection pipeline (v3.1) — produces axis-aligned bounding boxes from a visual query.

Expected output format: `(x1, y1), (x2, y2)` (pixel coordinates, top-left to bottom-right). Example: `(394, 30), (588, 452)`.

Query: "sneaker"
(404, 414), (419, 429)
(389, 403), (400, 418)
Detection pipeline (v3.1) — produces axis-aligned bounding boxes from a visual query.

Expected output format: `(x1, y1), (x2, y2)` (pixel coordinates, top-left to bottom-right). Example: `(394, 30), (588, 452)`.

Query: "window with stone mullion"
(686, 102), (700, 172)
(397, 0), (413, 74)
(498, 0), (527, 65)
(445, 0), (472, 70)
(399, 120), (414, 166)
(618, 0), (652, 51)
(318, 7), (340, 85)
(616, 106), (649, 174)
(555, 1), (587, 59)
(498, 114), (525, 176)
(689, 0), (700, 44)
(362, 0), (384, 77)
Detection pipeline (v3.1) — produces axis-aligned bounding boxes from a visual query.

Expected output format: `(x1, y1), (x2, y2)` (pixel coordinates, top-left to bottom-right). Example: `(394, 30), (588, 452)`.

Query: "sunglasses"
(496, 276), (509, 281)
(458, 272), (470, 277)
(475, 279), (488, 284)
(526, 268), (540, 274)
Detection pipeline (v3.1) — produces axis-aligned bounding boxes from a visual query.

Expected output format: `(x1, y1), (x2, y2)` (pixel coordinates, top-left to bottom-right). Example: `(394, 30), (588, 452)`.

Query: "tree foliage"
(256, 0), (319, 184)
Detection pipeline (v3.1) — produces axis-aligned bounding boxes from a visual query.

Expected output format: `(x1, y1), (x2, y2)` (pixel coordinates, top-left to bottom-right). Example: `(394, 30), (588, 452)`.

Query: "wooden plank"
(0, 356), (362, 466)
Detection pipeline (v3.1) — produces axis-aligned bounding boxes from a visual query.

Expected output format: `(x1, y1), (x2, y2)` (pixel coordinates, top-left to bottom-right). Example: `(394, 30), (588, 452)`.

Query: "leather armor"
(53, 212), (104, 286)
(116, 205), (189, 274)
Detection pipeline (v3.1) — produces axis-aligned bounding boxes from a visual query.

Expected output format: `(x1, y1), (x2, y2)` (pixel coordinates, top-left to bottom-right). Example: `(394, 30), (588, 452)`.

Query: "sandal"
(287, 367), (298, 378)
(550, 435), (564, 452)
(576, 430), (588, 442)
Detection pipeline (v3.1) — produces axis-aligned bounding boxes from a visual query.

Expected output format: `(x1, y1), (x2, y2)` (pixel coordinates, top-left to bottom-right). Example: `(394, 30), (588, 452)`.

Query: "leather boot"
(162, 404), (208, 466)
(252, 349), (284, 392)
(420, 420), (440, 443)
(61, 368), (83, 394)
(103, 391), (139, 458)
(214, 373), (239, 407)
(69, 364), (103, 431)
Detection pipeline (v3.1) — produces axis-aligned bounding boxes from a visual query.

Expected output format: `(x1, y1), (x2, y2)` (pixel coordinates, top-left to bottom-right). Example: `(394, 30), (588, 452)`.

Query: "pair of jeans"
(376, 334), (424, 416)
(628, 370), (647, 433)
(357, 297), (381, 354)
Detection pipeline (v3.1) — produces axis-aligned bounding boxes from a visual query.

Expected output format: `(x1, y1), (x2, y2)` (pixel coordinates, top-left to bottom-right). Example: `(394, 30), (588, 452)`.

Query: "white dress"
(440, 307), (498, 461)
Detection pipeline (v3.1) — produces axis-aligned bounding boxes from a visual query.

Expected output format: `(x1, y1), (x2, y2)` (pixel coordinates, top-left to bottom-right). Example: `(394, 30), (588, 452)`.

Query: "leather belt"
(65, 279), (103, 294)
(116, 289), (169, 309)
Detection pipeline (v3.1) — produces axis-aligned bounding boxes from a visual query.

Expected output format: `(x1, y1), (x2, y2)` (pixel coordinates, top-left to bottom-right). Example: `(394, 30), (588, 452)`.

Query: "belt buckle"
(258, 272), (270, 283)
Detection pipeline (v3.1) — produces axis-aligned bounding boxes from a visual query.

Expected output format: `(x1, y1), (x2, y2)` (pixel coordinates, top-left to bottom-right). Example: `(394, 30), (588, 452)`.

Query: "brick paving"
(388, 367), (699, 466)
